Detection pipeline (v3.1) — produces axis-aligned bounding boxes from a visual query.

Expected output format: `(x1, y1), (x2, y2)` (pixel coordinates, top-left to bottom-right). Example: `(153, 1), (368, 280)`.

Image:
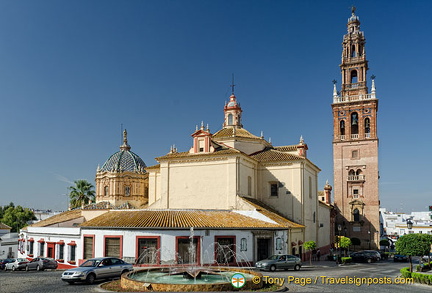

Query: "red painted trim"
(67, 241), (76, 246)
(214, 235), (237, 266)
(83, 234), (95, 259)
(28, 238), (34, 242)
(56, 240), (65, 245)
(175, 236), (200, 265)
(37, 238), (45, 243)
(103, 235), (123, 259)
(135, 236), (161, 266)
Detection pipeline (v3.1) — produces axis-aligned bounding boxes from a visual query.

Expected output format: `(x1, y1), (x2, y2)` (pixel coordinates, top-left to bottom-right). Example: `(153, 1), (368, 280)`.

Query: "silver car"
(61, 257), (133, 284)
(256, 254), (302, 271)
(4, 258), (30, 271)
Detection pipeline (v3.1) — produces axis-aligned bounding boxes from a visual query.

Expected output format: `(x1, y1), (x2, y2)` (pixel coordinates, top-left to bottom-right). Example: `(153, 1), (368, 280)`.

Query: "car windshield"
(80, 259), (101, 267)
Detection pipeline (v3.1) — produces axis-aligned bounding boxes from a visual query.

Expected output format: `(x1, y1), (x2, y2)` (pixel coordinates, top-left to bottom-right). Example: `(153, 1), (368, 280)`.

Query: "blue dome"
(99, 129), (146, 173)
(100, 150), (146, 173)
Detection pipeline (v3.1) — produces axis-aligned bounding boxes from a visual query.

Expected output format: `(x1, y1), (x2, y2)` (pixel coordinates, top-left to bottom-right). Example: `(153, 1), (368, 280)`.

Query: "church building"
(19, 89), (331, 268)
(332, 8), (380, 249)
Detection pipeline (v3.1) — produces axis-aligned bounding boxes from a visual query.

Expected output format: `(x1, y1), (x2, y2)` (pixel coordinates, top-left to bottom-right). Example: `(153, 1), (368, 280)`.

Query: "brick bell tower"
(332, 7), (380, 250)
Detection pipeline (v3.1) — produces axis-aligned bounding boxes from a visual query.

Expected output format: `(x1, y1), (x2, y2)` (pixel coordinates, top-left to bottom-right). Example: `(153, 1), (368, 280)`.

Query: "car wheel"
(121, 269), (129, 276)
(36, 265), (40, 271)
(25, 265), (29, 271)
(86, 273), (96, 285)
(67, 281), (75, 285)
(294, 264), (301, 271)
(12, 266), (16, 271)
(270, 265), (276, 272)
(367, 258), (372, 263)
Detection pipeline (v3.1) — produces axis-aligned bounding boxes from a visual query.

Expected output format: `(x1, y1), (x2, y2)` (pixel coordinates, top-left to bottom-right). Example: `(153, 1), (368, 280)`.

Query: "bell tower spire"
(223, 76), (243, 129)
(332, 7), (380, 251)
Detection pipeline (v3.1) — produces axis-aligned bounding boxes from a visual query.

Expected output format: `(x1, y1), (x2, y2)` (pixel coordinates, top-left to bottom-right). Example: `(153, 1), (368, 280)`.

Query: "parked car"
(25, 257), (58, 271)
(4, 258), (30, 271)
(393, 254), (408, 262)
(255, 254), (302, 271)
(0, 258), (15, 270)
(421, 253), (432, 262)
(363, 250), (381, 261)
(61, 257), (133, 284)
(350, 251), (379, 263)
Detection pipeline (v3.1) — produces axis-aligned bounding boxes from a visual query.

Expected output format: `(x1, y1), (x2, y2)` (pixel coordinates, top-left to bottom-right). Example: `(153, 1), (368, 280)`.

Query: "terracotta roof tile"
(250, 148), (304, 162)
(80, 210), (284, 229)
(212, 128), (262, 140)
(29, 210), (83, 227)
(156, 148), (240, 161)
(241, 197), (304, 229)
(274, 145), (298, 152)
(0, 222), (11, 229)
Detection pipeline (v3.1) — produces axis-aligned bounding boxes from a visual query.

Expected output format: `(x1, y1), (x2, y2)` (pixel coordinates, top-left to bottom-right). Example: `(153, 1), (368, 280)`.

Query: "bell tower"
(332, 7), (380, 250)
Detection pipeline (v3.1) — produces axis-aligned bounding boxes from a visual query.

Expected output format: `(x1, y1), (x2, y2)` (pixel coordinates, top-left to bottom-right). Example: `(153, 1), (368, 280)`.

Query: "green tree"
(380, 239), (390, 249)
(396, 233), (432, 272)
(68, 179), (96, 209)
(335, 236), (351, 257)
(304, 241), (317, 266)
(1, 205), (36, 232)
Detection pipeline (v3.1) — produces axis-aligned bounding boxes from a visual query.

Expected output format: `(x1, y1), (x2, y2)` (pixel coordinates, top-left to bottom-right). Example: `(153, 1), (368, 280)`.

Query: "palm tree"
(68, 180), (96, 209)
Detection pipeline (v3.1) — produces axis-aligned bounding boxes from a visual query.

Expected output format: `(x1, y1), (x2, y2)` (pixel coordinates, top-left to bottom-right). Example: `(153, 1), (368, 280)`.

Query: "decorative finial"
(230, 74), (236, 94)
(206, 124), (209, 131)
(299, 135), (304, 144)
(201, 121), (204, 129)
(371, 75), (376, 80)
(120, 129), (131, 151)
(351, 5), (356, 15)
(260, 131), (264, 138)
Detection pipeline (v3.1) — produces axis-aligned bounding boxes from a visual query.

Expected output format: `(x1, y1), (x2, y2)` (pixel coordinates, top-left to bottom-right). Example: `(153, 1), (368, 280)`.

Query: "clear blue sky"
(0, 0), (430, 213)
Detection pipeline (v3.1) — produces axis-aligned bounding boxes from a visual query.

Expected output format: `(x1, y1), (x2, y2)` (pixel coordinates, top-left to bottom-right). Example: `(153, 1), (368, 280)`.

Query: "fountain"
(120, 228), (263, 291)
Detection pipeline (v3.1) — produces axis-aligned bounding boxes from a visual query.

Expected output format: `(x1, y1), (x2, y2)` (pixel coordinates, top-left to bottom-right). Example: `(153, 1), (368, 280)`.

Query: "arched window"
(228, 114), (233, 125)
(350, 70), (358, 83)
(340, 120), (345, 136)
(351, 112), (359, 134)
(104, 186), (109, 196)
(365, 118), (370, 134)
(351, 45), (357, 57)
(348, 169), (355, 176)
(356, 169), (362, 176)
(353, 209), (360, 222)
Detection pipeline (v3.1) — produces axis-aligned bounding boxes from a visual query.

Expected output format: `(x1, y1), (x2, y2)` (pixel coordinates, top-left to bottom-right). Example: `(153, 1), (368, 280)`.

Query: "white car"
(4, 258), (30, 271)
(61, 257), (133, 284)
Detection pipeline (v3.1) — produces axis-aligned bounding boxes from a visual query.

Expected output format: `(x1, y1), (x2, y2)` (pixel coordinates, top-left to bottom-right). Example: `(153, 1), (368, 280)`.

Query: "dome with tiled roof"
(98, 130), (146, 173)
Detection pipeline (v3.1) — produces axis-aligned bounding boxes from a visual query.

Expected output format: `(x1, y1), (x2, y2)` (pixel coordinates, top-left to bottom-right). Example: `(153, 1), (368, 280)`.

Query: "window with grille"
(105, 237), (121, 258)
(83, 236), (94, 259)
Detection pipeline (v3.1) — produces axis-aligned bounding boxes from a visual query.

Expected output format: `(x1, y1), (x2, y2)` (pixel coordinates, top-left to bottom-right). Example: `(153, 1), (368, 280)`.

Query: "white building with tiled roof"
(19, 91), (332, 268)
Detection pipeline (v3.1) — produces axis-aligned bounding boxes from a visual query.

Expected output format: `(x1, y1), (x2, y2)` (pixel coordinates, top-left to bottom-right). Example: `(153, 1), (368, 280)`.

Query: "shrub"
(341, 257), (352, 264)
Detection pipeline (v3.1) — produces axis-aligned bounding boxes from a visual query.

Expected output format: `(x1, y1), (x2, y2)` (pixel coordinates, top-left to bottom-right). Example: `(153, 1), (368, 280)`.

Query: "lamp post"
(368, 231), (371, 250)
(338, 224), (342, 263)
(407, 219), (413, 231)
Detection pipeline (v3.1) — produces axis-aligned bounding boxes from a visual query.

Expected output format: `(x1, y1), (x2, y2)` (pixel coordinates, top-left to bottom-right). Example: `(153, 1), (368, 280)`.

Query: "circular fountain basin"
(122, 267), (263, 291)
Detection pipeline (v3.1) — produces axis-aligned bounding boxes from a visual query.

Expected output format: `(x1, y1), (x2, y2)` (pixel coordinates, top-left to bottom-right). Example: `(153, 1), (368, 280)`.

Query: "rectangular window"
(270, 183), (278, 197)
(240, 238), (247, 252)
(28, 242), (34, 255)
(309, 177), (312, 198)
(38, 242), (45, 256)
(215, 236), (236, 265)
(125, 186), (131, 196)
(68, 245), (76, 262)
(353, 189), (359, 198)
(177, 237), (199, 265)
(352, 150), (359, 159)
(59, 244), (64, 260)
(83, 236), (94, 259)
(105, 237), (121, 258)
(247, 176), (252, 196)
(137, 237), (160, 265)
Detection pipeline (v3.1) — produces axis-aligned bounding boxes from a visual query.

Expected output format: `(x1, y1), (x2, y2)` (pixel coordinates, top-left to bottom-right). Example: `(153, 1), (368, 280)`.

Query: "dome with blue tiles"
(98, 130), (146, 173)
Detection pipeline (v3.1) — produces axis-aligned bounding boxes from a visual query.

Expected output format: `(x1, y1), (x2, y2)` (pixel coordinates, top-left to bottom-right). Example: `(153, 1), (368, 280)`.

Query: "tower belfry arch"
(332, 7), (380, 250)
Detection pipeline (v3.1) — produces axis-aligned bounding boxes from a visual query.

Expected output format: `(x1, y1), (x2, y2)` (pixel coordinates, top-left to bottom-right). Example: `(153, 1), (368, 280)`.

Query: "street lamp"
(337, 224), (342, 263)
(368, 231), (371, 249)
(407, 219), (413, 230)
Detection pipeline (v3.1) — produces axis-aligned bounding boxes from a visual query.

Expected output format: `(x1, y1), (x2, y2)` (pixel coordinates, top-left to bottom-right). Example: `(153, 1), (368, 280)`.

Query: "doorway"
(47, 242), (55, 258)
(257, 238), (271, 261)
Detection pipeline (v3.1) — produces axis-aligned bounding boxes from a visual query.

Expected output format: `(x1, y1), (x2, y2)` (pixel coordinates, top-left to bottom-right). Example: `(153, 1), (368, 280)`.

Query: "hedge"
(400, 266), (432, 285)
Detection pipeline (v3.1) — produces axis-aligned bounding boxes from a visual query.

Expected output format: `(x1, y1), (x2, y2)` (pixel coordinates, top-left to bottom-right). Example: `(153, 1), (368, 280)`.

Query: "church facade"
(332, 8), (380, 249)
(19, 91), (331, 268)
